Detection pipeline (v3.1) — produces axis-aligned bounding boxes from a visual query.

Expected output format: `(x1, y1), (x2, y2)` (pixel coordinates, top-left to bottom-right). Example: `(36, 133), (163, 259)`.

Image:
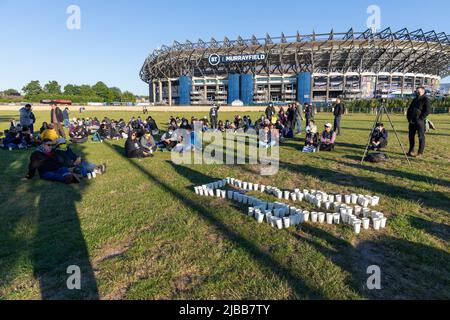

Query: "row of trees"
(1, 80), (137, 103)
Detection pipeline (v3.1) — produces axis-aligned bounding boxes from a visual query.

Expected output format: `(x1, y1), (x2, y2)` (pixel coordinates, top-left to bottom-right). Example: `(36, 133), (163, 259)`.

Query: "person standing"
(209, 104), (220, 130)
(295, 102), (304, 134)
(50, 103), (66, 138)
(63, 107), (70, 128)
(333, 98), (345, 136)
(407, 86), (431, 158)
(265, 102), (276, 120)
(304, 103), (312, 128)
(19, 104), (36, 134)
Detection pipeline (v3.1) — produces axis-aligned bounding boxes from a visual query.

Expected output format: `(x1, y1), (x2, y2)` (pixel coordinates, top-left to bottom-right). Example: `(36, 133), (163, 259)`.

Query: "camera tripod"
(361, 101), (411, 166)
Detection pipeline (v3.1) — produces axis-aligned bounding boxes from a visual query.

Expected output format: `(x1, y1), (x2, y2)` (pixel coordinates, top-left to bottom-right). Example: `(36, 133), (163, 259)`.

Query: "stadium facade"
(140, 28), (450, 106)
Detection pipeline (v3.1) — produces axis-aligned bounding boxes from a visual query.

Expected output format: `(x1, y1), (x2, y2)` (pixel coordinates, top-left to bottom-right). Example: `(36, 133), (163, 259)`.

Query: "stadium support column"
(152, 81), (156, 103)
(240, 74), (254, 106)
(179, 76), (192, 105)
(227, 73), (240, 105)
(297, 72), (312, 104)
(158, 80), (163, 103)
(168, 80), (172, 106)
(149, 82), (154, 103)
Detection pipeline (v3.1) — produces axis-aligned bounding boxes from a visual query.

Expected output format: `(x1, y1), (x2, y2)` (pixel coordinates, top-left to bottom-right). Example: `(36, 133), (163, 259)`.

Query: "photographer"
(333, 98), (345, 136)
(370, 123), (388, 151)
(407, 86), (430, 158)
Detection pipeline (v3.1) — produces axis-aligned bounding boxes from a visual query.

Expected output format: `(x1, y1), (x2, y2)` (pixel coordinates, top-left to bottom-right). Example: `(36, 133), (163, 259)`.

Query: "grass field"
(0, 109), (449, 300)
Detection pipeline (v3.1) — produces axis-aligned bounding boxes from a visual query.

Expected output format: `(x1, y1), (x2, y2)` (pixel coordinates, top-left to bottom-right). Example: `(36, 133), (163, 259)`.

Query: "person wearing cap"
(210, 104), (220, 130)
(19, 104), (36, 134)
(319, 123), (337, 151)
(370, 123), (388, 151)
(23, 139), (80, 184)
(407, 86), (431, 158)
(333, 98), (345, 136)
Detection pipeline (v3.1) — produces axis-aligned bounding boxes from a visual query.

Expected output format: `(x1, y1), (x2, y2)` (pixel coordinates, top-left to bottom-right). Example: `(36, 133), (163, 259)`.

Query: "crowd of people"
(3, 87), (436, 184)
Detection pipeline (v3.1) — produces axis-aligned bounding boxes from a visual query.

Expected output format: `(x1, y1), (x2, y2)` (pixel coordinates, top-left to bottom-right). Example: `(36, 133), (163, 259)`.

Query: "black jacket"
(334, 103), (345, 117)
(50, 107), (64, 123)
(27, 149), (64, 178)
(407, 95), (431, 124)
(125, 138), (146, 158)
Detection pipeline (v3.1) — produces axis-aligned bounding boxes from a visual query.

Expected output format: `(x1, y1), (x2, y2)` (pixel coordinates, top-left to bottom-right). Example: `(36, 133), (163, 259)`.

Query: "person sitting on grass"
(303, 121), (319, 153)
(21, 126), (37, 148)
(259, 125), (277, 149)
(2, 126), (25, 150)
(138, 130), (157, 154)
(54, 138), (106, 177)
(125, 130), (153, 159)
(319, 123), (337, 151)
(70, 123), (89, 144)
(157, 126), (179, 151)
(23, 139), (80, 184)
(40, 123), (59, 142)
(370, 122), (388, 151)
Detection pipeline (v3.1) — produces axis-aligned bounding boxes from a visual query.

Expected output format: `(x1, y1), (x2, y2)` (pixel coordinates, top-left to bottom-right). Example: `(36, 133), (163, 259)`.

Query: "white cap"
(325, 123), (332, 128)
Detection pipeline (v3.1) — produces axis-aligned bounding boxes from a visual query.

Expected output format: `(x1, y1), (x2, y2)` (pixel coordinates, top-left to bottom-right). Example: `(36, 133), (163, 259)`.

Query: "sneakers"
(407, 152), (416, 157)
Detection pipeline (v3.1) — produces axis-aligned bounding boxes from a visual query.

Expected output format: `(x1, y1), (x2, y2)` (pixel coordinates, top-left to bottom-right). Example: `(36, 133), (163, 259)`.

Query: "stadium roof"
(140, 28), (450, 83)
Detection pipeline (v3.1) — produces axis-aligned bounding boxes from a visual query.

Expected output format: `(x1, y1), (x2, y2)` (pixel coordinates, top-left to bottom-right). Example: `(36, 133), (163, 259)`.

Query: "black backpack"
(365, 153), (389, 163)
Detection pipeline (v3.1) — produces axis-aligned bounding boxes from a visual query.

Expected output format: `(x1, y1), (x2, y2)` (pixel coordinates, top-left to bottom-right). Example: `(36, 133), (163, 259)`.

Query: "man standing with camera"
(210, 103), (220, 130)
(333, 97), (345, 136)
(407, 86), (430, 158)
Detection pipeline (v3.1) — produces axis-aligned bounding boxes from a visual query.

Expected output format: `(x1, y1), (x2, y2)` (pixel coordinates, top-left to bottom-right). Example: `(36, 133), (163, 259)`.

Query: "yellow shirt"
(40, 129), (59, 141)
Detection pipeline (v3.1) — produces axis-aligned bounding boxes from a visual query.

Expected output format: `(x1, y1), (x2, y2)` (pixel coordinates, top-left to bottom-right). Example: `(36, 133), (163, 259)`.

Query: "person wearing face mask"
(157, 126), (179, 151)
(407, 86), (431, 158)
(23, 139), (80, 183)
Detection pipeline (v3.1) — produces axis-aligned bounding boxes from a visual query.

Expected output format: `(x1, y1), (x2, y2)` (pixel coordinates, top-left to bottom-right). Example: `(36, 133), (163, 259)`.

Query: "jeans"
(296, 117), (302, 134)
(75, 162), (97, 177)
(334, 116), (342, 135)
(409, 120), (426, 154)
(41, 167), (71, 182)
(64, 119), (70, 128)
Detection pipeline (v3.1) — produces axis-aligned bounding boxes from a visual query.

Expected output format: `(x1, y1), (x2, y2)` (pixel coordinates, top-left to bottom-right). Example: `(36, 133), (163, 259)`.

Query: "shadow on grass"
(0, 145), (99, 299)
(275, 161), (450, 214)
(292, 224), (450, 299)
(106, 142), (326, 299)
(336, 156), (450, 189)
(407, 216), (450, 243)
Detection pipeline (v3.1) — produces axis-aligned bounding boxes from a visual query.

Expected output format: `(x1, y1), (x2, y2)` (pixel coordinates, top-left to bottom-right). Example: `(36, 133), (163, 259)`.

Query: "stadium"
(140, 28), (450, 106)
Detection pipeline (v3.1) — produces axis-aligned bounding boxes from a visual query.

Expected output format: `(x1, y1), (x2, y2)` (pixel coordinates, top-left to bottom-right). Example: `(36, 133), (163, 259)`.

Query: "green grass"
(0, 110), (449, 300)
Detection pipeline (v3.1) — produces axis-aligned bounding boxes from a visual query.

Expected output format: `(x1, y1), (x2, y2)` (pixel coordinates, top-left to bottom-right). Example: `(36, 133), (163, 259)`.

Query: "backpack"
(364, 153), (388, 163)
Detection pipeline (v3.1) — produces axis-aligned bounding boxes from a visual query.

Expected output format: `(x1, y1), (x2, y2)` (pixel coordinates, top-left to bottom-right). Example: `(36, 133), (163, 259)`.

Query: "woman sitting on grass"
(40, 123), (59, 142)
(125, 130), (154, 159)
(319, 123), (337, 152)
(23, 139), (80, 184)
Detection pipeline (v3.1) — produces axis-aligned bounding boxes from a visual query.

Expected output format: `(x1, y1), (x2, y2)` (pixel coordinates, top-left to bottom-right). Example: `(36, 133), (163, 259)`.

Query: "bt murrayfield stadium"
(140, 28), (450, 106)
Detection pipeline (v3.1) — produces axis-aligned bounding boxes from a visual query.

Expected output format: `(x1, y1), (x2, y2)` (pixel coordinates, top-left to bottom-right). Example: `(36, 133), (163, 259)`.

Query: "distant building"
(141, 28), (450, 106)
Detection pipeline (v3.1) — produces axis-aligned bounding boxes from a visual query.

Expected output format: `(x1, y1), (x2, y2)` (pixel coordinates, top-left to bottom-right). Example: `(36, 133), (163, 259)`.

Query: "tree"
(44, 81), (62, 94)
(64, 84), (81, 95)
(2, 89), (21, 96)
(109, 87), (122, 102)
(22, 80), (43, 96)
(92, 81), (111, 101)
(78, 84), (96, 97)
(122, 91), (136, 102)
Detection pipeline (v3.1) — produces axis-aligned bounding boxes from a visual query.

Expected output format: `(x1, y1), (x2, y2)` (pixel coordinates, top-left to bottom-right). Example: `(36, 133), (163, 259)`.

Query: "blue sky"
(0, 0), (449, 95)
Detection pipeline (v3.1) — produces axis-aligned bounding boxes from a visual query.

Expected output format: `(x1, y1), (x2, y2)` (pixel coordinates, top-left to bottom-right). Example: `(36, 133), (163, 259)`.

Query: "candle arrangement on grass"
(193, 177), (387, 234)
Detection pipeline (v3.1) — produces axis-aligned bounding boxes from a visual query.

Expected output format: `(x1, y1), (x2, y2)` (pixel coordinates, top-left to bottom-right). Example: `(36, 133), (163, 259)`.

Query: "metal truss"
(140, 28), (450, 83)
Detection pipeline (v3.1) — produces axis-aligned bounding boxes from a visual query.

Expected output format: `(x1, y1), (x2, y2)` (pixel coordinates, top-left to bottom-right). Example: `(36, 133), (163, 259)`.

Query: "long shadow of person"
(0, 143), (99, 299)
(105, 143), (326, 299)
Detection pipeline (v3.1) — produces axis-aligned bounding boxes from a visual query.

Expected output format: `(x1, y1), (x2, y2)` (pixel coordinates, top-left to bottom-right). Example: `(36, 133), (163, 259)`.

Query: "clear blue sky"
(0, 0), (449, 95)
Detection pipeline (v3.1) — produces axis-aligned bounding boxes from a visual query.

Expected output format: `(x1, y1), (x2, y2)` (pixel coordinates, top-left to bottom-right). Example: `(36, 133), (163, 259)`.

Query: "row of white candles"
(193, 178), (387, 233)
